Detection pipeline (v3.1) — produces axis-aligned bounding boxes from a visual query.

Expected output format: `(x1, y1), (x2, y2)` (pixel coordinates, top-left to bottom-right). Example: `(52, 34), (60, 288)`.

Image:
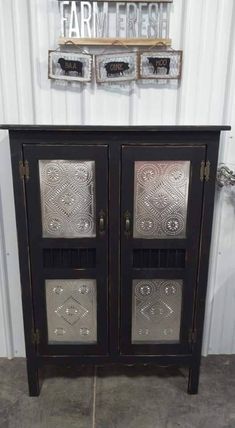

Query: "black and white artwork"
(139, 50), (182, 79)
(95, 52), (138, 83)
(48, 51), (92, 82)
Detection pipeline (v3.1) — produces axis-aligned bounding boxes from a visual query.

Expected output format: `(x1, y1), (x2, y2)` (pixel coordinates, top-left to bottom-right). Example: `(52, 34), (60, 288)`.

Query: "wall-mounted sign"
(139, 50), (182, 79)
(59, 0), (171, 42)
(96, 52), (138, 82)
(48, 1), (183, 87)
(48, 50), (92, 82)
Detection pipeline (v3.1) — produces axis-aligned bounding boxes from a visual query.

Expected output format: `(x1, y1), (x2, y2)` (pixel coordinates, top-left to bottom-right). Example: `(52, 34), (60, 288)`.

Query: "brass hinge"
(31, 328), (40, 345)
(200, 161), (210, 182)
(188, 329), (197, 344)
(19, 160), (29, 180)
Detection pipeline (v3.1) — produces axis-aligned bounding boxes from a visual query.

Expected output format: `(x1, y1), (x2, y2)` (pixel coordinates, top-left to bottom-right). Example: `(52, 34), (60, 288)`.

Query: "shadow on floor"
(0, 356), (234, 428)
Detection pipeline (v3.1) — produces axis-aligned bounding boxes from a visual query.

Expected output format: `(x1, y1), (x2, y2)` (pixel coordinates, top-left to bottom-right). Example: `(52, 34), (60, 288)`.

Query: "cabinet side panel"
(192, 136), (220, 363)
(9, 135), (37, 361)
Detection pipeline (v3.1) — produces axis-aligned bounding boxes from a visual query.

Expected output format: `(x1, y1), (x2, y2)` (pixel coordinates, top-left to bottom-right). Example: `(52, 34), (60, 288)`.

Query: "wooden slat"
(59, 37), (172, 47)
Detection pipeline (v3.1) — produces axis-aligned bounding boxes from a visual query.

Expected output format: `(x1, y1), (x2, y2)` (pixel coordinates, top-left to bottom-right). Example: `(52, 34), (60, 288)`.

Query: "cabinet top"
(0, 125), (231, 132)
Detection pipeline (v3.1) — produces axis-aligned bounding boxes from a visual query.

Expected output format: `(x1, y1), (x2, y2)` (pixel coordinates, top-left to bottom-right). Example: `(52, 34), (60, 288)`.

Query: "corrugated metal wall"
(0, 0), (235, 357)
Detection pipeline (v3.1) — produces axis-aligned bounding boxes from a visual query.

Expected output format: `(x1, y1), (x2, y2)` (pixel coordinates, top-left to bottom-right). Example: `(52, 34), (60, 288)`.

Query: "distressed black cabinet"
(3, 125), (230, 396)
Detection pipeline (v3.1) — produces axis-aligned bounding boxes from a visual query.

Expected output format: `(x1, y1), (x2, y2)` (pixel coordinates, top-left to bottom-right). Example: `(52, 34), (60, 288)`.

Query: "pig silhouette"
(105, 61), (129, 77)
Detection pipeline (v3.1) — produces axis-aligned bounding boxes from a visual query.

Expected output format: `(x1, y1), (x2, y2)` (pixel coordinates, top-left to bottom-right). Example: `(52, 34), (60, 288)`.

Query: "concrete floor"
(0, 356), (234, 428)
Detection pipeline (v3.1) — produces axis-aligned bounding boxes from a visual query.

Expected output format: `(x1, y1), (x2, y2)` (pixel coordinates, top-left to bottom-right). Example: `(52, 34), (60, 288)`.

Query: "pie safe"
(3, 125), (230, 396)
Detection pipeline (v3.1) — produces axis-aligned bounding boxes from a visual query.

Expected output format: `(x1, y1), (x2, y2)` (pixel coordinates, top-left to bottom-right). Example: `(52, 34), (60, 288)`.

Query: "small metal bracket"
(19, 160), (29, 180)
(31, 329), (40, 345)
(200, 161), (210, 182)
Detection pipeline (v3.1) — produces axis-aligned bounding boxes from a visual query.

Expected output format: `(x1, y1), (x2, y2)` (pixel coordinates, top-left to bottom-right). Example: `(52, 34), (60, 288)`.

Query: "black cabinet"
(24, 144), (109, 357)
(4, 125), (230, 396)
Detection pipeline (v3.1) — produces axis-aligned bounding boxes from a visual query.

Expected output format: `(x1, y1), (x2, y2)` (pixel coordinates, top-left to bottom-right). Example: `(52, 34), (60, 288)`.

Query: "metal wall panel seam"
(28, 0), (53, 123)
(46, 0), (56, 124)
(38, 0), (53, 123)
(175, 0), (188, 124)
(0, 3), (19, 122)
(129, 81), (135, 125)
(26, 0), (37, 123)
(11, 0), (30, 123)
(205, 0), (234, 354)
(0, 152), (14, 358)
(0, 57), (6, 123)
(220, 208), (235, 353)
(49, 1), (68, 125)
(80, 87), (85, 125)
(201, 0), (223, 355)
(194, 0), (210, 124)
(167, 0), (183, 124)
(201, 0), (220, 124)
(0, 203), (14, 358)
(8, 0), (21, 122)
(0, 134), (25, 357)
(203, 0), (235, 354)
(27, 0), (42, 123)
(214, 0), (235, 353)
(185, 0), (206, 123)
(207, 0), (233, 123)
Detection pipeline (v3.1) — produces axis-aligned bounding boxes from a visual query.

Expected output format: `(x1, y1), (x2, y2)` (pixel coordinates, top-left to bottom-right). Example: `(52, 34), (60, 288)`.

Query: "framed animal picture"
(95, 52), (138, 83)
(139, 50), (182, 80)
(48, 51), (92, 82)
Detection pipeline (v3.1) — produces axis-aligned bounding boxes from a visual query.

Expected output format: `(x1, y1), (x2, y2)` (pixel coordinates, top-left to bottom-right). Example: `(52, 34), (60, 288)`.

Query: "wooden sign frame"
(138, 50), (182, 80)
(48, 50), (93, 82)
(58, 0), (173, 2)
(59, 38), (172, 47)
(95, 51), (138, 83)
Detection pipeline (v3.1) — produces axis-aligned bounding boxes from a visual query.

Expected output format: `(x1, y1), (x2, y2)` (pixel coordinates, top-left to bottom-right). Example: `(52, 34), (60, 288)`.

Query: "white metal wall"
(0, 0), (235, 357)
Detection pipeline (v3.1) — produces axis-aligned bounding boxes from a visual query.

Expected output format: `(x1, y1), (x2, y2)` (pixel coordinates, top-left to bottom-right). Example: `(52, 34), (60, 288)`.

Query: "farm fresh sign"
(59, 0), (171, 39)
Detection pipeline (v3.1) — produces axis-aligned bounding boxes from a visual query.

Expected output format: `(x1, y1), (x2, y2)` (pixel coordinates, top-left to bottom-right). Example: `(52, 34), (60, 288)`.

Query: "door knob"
(99, 210), (106, 235)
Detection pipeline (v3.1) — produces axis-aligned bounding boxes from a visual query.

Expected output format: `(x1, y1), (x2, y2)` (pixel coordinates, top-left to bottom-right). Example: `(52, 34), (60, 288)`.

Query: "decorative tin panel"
(39, 160), (96, 238)
(139, 50), (182, 80)
(133, 161), (190, 239)
(96, 52), (138, 83)
(46, 279), (97, 344)
(132, 279), (182, 343)
(48, 51), (92, 82)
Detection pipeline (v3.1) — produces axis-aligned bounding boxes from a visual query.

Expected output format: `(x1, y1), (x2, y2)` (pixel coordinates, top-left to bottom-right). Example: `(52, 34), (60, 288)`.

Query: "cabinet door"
(23, 144), (108, 355)
(120, 145), (206, 355)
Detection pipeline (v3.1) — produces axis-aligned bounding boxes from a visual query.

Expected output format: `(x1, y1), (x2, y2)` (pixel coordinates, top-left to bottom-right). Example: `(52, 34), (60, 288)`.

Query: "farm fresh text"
(60, 1), (169, 38)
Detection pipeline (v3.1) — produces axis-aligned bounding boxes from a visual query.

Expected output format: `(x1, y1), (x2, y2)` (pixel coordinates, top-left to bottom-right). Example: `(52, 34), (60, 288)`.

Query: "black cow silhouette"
(148, 57), (171, 75)
(105, 61), (129, 77)
(58, 58), (83, 77)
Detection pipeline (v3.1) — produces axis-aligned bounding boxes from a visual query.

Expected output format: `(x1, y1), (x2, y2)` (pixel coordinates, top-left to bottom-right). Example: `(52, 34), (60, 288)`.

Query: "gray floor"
(0, 356), (234, 428)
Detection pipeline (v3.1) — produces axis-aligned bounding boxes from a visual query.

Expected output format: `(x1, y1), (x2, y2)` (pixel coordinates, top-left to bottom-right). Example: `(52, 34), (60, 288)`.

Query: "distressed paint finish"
(0, 0), (235, 357)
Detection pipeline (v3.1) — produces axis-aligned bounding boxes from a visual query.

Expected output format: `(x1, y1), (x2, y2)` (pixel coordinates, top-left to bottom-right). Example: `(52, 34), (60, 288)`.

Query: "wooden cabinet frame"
(3, 125), (230, 396)
(120, 145), (205, 355)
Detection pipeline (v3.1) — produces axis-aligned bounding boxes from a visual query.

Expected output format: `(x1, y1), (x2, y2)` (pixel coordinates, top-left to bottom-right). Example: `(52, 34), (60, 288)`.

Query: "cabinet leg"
(187, 365), (200, 395)
(26, 361), (40, 397)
